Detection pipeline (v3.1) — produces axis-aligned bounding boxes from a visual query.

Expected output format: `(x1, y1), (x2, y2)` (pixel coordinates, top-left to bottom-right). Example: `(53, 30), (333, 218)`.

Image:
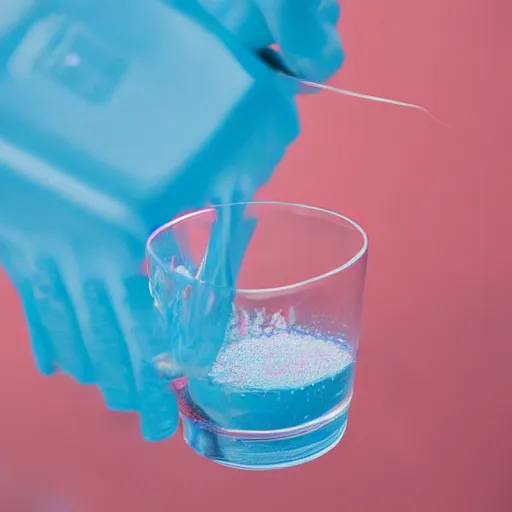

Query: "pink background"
(1, 1), (510, 511)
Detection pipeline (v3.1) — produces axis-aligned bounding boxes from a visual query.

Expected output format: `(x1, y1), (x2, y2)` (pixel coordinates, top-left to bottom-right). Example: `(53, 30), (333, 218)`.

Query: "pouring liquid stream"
(173, 50), (449, 389)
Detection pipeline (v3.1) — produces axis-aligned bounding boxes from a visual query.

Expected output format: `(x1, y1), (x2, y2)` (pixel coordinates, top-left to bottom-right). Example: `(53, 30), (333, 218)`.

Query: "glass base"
(178, 388), (350, 470)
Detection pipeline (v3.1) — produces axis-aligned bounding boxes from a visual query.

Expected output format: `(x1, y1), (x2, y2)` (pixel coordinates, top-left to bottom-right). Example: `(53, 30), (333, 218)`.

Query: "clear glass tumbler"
(146, 201), (368, 470)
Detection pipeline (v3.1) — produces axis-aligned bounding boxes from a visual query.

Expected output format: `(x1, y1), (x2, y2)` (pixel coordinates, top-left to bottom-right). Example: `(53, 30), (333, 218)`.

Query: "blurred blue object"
(0, 0), (343, 441)
(199, 0), (343, 83)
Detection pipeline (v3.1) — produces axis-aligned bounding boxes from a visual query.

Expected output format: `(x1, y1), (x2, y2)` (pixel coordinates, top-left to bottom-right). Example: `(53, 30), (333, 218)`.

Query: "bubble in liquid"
(209, 330), (353, 390)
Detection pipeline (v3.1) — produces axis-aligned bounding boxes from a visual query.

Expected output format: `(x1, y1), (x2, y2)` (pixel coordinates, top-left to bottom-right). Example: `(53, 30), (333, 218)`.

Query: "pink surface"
(1, 1), (511, 511)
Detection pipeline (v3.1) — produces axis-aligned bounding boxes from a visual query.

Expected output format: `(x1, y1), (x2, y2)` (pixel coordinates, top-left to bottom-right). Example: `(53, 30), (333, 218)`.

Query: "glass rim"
(146, 200), (368, 295)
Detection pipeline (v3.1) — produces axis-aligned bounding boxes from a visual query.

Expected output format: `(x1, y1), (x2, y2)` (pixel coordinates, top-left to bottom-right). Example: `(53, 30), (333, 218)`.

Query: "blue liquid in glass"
(181, 330), (355, 466)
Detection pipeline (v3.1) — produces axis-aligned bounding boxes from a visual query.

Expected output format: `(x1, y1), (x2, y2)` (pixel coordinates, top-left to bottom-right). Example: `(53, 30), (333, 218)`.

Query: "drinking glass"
(146, 201), (368, 469)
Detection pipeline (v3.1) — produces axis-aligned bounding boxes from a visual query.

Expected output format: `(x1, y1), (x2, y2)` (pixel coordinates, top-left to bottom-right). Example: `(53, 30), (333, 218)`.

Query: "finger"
(28, 257), (95, 383)
(105, 265), (178, 441)
(319, 0), (342, 24)
(17, 279), (56, 377)
(58, 247), (138, 411)
(0, 240), (94, 382)
(82, 278), (138, 410)
(255, 0), (344, 83)
(0, 243), (55, 376)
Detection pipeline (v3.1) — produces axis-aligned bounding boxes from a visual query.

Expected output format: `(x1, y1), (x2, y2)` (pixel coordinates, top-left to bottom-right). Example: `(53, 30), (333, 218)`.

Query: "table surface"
(1, 1), (510, 511)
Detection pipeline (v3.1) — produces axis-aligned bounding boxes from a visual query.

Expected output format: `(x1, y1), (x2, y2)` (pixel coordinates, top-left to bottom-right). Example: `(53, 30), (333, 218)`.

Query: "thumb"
(255, 0), (344, 83)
